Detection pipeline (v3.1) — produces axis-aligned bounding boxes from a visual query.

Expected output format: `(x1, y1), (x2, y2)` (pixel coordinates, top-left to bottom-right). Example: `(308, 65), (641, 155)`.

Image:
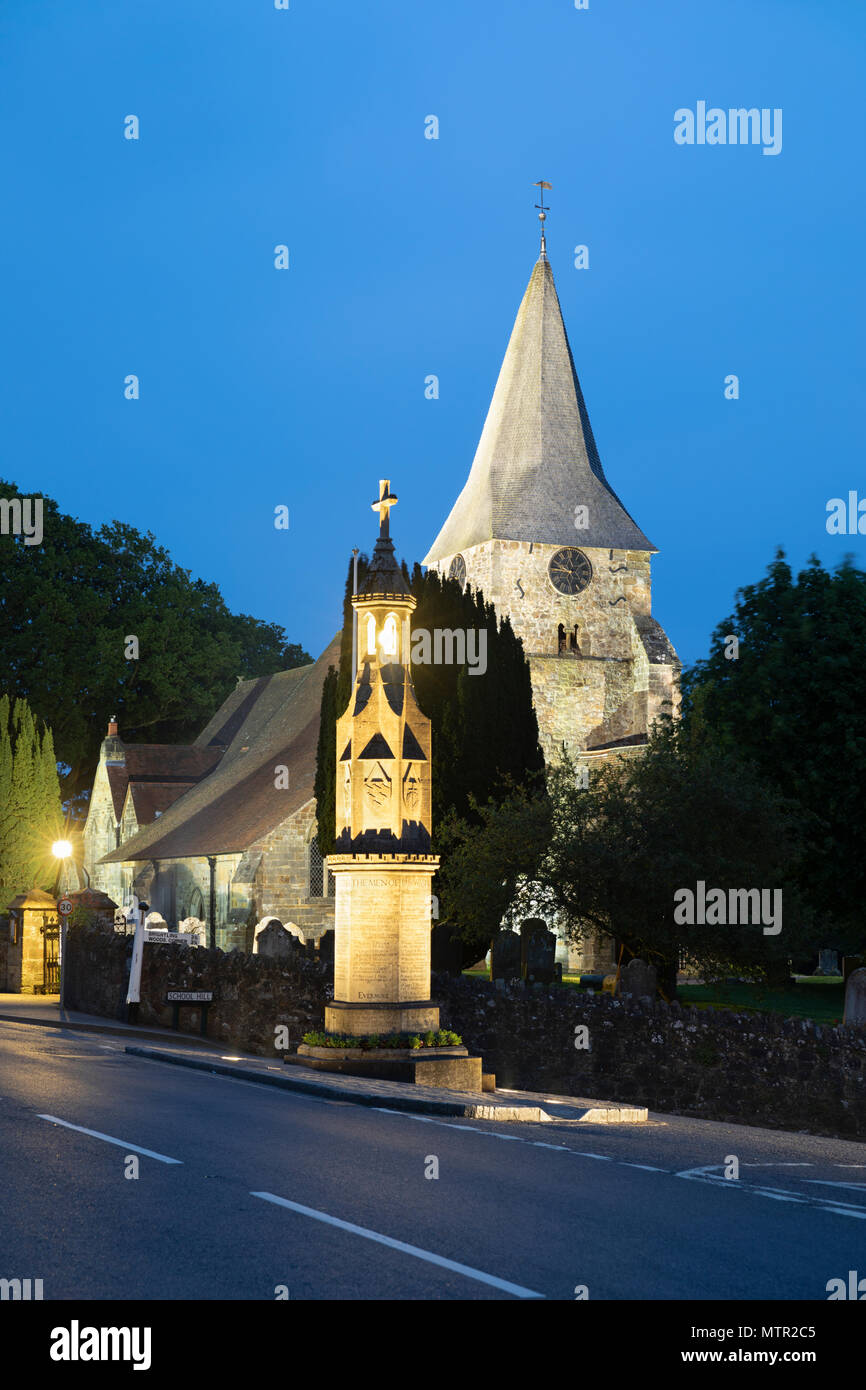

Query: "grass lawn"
(676, 977), (844, 1024)
(465, 967), (846, 1024)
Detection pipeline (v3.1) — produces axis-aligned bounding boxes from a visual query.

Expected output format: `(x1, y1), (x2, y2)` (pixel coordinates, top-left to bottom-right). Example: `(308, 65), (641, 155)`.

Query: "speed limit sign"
(57, 898), (74, 917)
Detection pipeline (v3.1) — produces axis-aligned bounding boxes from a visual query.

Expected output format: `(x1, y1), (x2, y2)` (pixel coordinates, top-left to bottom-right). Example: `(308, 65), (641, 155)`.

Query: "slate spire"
(424, 252), (655, 561)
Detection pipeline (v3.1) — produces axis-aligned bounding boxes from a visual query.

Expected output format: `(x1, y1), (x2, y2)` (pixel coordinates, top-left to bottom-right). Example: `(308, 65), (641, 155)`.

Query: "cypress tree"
(0, 696), (64, 903)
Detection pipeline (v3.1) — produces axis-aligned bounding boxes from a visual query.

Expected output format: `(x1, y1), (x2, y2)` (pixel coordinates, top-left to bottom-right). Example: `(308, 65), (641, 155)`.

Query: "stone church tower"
(424, 236), (680, 769)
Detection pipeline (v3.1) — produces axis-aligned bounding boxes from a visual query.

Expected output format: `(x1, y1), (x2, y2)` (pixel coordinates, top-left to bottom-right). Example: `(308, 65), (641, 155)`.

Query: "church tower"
(424, 219), (680, 767)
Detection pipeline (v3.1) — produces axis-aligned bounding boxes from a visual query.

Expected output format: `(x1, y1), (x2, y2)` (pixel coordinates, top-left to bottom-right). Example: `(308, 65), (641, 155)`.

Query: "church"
(424, 228), (680, 770)
(83, 220), (679, 962)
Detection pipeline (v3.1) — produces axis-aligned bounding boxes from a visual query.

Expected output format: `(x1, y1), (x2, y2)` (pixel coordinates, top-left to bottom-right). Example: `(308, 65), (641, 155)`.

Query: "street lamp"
(51, 840), (73, 1009)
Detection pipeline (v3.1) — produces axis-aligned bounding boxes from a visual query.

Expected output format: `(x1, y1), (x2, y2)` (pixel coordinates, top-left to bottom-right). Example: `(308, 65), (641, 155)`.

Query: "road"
(1, 1019), (864, 1301)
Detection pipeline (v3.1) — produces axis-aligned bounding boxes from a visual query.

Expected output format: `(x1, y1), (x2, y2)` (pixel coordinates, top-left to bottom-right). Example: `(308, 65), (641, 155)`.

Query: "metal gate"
(39, 914), (60, 994)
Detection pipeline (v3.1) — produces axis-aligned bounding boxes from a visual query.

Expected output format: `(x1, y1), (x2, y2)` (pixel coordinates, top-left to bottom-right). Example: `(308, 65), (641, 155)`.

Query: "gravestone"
(255, 920), (295, 959)
(521, 920), (556, 984)
(620, 957), (657, 999)
(318, 929), (335, 966)
(843, 968), (866, 1027)
(491, 929), (522, 982)
(814, 949), (840, 977)
(178, 916), (206, 947)
(431, 923), (463, 976)
(144, 912), (168, 931)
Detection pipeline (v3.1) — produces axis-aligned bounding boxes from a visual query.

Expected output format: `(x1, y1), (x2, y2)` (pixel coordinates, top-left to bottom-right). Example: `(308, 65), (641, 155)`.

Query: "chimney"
(107, 715), (118, 737)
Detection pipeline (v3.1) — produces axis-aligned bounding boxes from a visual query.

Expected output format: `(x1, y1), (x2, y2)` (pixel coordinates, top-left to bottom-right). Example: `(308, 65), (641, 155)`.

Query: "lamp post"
(51, 839), (73, 1008)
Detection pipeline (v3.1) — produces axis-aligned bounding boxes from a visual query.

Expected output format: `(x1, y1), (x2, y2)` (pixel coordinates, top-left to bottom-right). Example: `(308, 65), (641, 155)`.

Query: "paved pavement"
(0, 992), (646, 1120)
(2, 1015), (865, 1300)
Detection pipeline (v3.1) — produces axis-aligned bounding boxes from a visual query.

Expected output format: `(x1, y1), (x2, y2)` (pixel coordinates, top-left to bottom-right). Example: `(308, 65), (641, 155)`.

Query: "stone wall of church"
(431, 540), (678, 762)
(83, 762), (124, 903)
(252, 800), (335, 943)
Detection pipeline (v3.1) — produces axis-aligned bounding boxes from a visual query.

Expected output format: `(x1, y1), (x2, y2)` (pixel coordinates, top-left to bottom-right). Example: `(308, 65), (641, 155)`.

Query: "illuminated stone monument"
(325, 480), (440, 1037)
(307, 480), (482, 1090)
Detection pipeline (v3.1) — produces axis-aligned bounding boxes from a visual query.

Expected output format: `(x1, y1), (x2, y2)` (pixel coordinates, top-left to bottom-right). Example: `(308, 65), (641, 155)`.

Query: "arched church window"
(570, 625), (580, 654)
(557, 623), (566, 654)
(366, 614), (376, 655)
(308, 838), (335, 898)
(381, 613), (398, 657)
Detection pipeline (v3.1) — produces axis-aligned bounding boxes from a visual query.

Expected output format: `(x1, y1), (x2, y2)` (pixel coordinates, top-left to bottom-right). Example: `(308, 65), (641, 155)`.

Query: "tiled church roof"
(424, 253), (655, 561)
(100, 636), (341, 862)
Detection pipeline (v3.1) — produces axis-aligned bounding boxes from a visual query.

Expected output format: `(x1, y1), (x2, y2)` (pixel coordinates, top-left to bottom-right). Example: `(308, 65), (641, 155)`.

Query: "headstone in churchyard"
(252, 916), (283, 953)
(843, 968), (866, 1027)
(318, 929), (335, 966)
(144, 912), (168, 931)
(255, 920), (295, 959)
(491, 929), (522, 981)
(815, 949), (840, 976)
(178, 917), (206, 947)
(620, 957), (657, 999)
(431, 923), (463, 976)
(521, 920), (556, 984)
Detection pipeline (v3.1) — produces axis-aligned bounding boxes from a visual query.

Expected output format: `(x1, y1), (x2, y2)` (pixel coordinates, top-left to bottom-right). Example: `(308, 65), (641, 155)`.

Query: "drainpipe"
(207, 856), (217, 950)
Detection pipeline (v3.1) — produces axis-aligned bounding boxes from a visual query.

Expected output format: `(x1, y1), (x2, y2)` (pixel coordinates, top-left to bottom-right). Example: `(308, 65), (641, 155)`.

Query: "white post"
(126, 902), (146, 1020)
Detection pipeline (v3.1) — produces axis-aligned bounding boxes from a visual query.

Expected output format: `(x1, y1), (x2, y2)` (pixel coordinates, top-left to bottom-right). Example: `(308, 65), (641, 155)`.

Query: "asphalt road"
(1, 1019), (864, 1301)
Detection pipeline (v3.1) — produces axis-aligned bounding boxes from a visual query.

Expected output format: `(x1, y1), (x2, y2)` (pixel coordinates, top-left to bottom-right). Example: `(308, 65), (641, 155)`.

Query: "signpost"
(166, 990), (214, 1035)
(57, 897), (73, 1008)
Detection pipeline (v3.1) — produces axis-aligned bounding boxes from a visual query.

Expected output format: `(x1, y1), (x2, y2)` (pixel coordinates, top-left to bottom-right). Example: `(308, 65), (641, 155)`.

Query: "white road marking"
(250, 1192), (544, 1298)
(621, 1162), (667, 1172)
(803, 1180), (866, 1194)
(38, 1114), (182, 1164)
(574, 1151), (612, 1161)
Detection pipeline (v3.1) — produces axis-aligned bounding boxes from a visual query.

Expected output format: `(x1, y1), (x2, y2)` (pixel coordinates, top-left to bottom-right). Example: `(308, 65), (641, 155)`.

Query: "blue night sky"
(1, 0), (863, 668)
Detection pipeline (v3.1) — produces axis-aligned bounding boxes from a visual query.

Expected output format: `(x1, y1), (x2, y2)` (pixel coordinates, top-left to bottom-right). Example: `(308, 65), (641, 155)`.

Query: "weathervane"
(534, 180), (552, 256)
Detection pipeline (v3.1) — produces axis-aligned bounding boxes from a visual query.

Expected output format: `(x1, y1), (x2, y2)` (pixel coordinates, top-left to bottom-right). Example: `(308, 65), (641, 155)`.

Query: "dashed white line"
(250, 1191), (544, 1299)
(37, 1114), (182, 1164)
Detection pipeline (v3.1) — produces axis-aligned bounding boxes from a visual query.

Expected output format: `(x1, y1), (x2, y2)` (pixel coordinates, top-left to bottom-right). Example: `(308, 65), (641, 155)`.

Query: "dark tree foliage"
(0, 481), (311, 802)
(314, 555), (545, 900)
(682, 550), (866, 955)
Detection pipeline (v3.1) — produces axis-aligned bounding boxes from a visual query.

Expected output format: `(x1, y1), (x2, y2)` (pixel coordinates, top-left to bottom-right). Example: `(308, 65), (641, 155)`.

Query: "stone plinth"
(325, 854), (439, 1037)
(294, 1044), (483, 1092)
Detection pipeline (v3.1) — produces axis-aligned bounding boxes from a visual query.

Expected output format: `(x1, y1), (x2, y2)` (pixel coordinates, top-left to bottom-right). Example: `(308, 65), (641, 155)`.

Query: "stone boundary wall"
(62, 929), (866, 1138)
(65, 925), (329, 1055)
(433, 973), (866, 1140)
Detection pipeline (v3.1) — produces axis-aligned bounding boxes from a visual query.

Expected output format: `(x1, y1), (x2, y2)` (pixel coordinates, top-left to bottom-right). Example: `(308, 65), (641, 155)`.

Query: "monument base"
(292, 1044), (483, 1092)
(325, 998), (439, 1036)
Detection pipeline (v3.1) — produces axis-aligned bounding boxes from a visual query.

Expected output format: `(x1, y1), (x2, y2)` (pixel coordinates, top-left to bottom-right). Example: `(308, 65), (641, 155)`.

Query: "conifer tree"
(0, 695), (64, 904)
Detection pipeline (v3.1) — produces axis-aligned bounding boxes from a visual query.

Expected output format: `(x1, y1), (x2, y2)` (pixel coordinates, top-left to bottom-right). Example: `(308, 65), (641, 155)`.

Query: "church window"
(366, 614), (376, 654)
(557, 623), (566, 654)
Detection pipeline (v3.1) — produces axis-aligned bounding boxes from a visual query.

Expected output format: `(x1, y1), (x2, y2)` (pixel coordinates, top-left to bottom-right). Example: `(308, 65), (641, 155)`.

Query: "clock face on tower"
(448, 554), (466, 587)
(548, 547), (593, 596)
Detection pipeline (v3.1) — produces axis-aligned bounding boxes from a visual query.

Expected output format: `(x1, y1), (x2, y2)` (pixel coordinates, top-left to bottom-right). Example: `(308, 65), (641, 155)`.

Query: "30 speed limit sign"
(57, 898), (74, 917)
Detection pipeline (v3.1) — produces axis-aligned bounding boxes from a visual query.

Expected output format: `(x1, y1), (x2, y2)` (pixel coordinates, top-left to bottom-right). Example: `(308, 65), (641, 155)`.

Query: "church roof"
(99, 636), (341, 862)
(423, 252), (655, 561)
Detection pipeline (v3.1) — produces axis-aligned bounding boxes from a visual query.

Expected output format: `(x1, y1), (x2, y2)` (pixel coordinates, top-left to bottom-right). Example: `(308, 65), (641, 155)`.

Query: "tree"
(0, 695), (63, 905)
(0, 481), (310, 801)
(682, 550), (866, 956)
(539, 729), (812, 992)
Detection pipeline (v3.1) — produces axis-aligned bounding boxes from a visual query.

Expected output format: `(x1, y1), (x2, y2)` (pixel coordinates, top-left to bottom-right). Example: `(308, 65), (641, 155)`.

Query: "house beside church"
(83, 638), (340, 950)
